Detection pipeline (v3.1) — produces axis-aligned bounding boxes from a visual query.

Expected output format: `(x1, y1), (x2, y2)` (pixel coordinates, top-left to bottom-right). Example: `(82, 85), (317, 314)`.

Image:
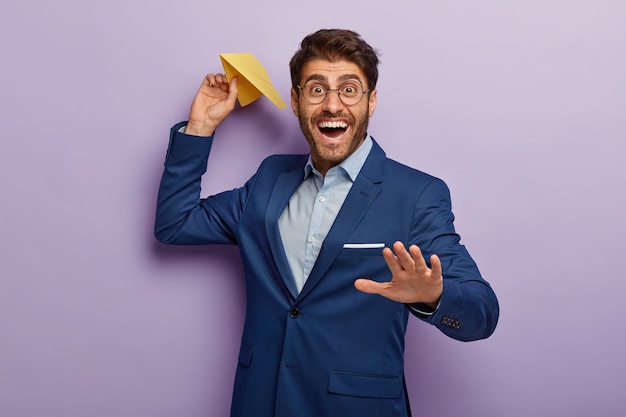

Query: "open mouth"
(318, 120), (348, 139)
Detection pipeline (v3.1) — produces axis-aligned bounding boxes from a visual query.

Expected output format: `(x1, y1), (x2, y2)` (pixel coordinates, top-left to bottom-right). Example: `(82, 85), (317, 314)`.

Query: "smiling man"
(155, 29), (499, 417)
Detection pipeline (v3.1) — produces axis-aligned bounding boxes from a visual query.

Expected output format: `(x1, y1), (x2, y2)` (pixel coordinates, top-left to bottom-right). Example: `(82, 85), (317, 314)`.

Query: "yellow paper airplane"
(219, 52), (287, 109)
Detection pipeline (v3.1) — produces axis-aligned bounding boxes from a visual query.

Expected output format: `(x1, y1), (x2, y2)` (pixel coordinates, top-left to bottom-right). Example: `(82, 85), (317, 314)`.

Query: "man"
(155, 29), (498, 417)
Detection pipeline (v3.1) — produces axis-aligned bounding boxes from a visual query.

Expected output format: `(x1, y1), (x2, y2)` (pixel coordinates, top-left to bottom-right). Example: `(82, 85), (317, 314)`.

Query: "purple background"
(2, 1), (625, 416)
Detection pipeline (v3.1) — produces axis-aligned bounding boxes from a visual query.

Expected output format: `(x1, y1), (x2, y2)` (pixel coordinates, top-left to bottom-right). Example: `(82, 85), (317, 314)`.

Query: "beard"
(297, 105), (371, 172)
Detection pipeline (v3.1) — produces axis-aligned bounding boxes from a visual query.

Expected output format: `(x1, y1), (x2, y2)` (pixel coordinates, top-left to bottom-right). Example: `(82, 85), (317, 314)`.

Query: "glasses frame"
(296, 79), (370, 106)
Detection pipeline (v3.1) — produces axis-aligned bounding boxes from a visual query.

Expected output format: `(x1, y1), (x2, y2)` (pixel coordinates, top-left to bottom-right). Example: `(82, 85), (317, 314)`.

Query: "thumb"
(354, 278), (384, 294)
(227, 77), (239, 104)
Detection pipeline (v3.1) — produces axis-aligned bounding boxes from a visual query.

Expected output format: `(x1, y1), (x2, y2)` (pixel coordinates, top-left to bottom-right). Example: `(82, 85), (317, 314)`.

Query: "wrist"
(184, 120), (216, 137)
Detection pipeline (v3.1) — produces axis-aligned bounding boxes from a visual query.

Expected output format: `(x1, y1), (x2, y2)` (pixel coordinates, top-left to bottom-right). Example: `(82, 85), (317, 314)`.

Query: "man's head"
(289, 29), (380, 93)
(289, 29), (380, 175)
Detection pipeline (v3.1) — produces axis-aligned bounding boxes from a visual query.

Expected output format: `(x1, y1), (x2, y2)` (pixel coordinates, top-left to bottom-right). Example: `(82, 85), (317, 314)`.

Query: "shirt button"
(318, 195), (326, 202)
(308, 236), (315, 243)
(289, 307), (300, 318)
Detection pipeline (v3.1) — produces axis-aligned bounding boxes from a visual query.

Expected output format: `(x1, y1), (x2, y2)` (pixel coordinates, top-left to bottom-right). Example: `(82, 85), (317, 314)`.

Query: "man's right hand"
(185, 73), (239, 137)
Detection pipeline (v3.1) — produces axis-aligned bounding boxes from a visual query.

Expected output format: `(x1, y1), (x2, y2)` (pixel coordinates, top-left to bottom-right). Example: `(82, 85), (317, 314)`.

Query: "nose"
(322, 89), (344, 113)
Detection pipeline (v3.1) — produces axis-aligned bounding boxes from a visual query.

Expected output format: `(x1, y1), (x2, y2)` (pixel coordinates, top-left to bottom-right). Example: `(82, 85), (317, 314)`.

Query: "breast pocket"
(338, 244), (386, 258)
(333, 246), (390, 282)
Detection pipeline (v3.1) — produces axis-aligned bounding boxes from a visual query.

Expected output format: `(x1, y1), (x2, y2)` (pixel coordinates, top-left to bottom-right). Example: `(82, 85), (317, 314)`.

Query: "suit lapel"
(265, 156), (308, 299)
(298, 140), (386, 300)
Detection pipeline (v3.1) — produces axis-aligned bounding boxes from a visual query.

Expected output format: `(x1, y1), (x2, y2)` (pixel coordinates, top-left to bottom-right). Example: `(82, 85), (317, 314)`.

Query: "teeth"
(318, 121), (347, 129)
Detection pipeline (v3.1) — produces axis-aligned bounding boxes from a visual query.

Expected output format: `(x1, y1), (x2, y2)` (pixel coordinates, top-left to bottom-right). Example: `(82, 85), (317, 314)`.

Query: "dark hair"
(289, 29), (380, 91)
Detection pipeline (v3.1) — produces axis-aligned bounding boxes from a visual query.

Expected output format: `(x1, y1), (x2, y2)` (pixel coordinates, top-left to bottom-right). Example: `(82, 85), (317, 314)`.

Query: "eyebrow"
(303, 73), (364, 86)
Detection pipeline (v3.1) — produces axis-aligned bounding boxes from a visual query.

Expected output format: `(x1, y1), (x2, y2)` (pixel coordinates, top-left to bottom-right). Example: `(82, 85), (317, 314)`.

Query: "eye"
(340, 83), (359, 97)
(308, 84), (327, 97)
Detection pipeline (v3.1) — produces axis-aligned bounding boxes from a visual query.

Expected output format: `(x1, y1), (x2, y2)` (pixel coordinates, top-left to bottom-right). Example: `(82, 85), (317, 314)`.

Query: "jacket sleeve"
(154, 122), (253, 246)
(408, 177), (499, 342)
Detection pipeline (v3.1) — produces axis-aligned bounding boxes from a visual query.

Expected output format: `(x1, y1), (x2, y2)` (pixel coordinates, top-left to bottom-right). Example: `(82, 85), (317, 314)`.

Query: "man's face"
(291, 59), (377, 175)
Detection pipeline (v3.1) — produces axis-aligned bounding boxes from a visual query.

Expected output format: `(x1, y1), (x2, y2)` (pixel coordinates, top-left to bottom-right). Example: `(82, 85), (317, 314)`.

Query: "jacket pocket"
(328, 371), (402, 399)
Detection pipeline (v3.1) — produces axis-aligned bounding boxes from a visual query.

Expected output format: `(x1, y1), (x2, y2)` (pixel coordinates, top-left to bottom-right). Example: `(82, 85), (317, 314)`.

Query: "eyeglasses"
(296, 79), (369, 106)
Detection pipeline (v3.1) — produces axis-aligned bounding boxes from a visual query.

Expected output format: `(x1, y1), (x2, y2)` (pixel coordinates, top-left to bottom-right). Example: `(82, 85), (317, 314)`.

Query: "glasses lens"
(338, 82), (362, 105)
(303, 83), (326, 104)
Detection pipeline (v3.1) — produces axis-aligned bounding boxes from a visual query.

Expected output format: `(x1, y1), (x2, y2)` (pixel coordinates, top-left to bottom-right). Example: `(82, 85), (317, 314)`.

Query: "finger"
(408, 244), (429, 273)
(216, 73), (231, 90)
(228, 77), (239, 97)
(205, 73), (217, 87)
(204, 73), (227, 88)
(354, 278), (386, 294)
(382, 246), (403, 276)
(429, 254), (443, 280)
(217, 76), (238, 110)
(392, 241), (416, 271)
(198, 74), (211, 89)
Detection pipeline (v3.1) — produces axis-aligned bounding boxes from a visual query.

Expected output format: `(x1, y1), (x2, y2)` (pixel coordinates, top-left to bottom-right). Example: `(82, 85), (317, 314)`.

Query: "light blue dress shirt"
(278, 136), (373, 293)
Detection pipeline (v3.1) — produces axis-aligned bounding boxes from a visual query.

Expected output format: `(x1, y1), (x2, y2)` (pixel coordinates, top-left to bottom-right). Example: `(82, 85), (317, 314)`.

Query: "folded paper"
(219, 52), (287, 109)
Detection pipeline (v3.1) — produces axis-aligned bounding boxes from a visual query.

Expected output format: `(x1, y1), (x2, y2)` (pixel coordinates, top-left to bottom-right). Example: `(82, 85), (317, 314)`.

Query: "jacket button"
(289, 307), (300, 318)
(441, 315), (461, 329)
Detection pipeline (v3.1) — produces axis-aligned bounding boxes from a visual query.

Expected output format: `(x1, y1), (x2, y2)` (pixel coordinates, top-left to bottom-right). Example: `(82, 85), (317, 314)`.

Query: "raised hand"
(354, 241), (443, 308)
(185, 73), (239, 137)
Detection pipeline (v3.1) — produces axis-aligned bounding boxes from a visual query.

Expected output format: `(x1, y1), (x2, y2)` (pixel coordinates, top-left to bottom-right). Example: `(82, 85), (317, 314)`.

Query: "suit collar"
(305, 135), (374, 180)
(357, 137), (385, 184)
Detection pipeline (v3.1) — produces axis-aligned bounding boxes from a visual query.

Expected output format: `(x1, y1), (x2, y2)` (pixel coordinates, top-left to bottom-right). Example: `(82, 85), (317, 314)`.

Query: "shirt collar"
(304, 134), (373, 182)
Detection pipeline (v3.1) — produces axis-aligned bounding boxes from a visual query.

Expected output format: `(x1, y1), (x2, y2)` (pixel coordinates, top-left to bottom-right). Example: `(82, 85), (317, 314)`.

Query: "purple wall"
(2, 1), (625, 416)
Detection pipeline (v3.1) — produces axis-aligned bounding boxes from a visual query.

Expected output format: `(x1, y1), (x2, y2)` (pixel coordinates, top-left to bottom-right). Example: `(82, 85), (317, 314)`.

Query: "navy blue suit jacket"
(155, 122), (499, 417)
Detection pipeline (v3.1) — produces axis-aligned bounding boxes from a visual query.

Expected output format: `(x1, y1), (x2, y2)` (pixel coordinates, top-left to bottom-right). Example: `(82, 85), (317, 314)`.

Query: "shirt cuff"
(406, 301), (441, 317)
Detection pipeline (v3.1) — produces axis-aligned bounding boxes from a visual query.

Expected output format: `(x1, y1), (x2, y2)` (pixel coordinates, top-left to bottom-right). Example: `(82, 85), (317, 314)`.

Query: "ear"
(367, 89), (377, 118)
(290, 88), (300, 117)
